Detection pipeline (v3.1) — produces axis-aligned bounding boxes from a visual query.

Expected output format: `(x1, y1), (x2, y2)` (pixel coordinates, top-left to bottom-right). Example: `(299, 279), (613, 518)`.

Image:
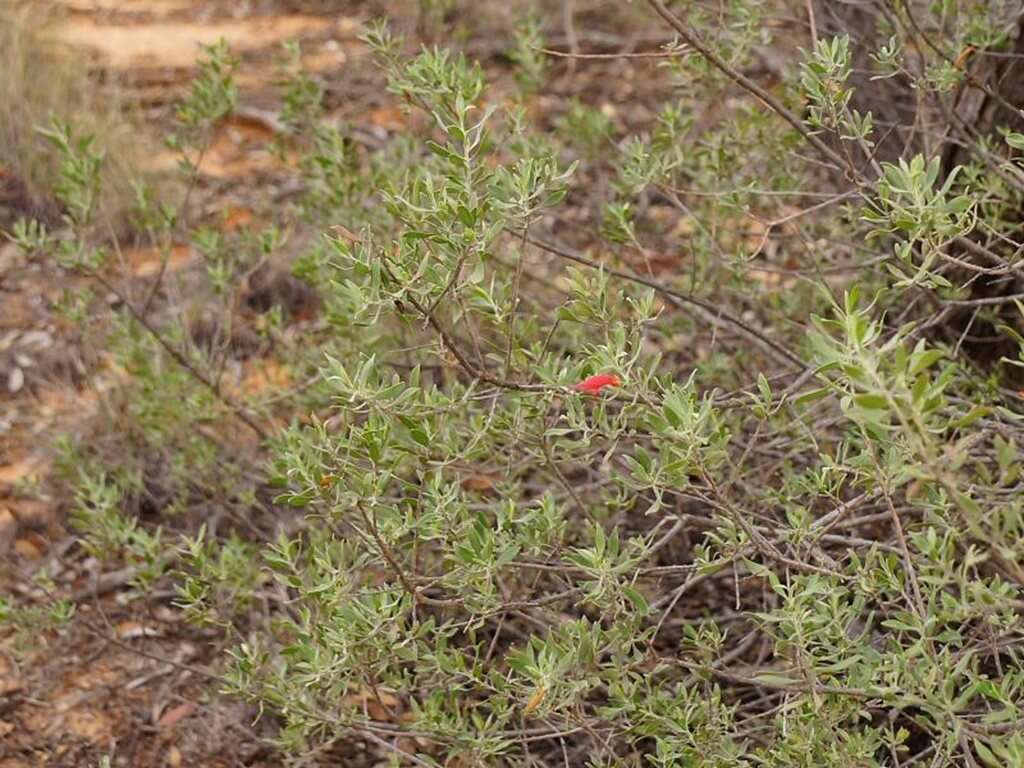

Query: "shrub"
(8, 2), (1024, 766)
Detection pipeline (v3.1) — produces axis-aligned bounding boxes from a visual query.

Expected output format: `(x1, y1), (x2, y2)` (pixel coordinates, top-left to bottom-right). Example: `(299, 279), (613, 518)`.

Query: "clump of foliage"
(0, 0), (142, 228)
(8, 1), (1024, 766)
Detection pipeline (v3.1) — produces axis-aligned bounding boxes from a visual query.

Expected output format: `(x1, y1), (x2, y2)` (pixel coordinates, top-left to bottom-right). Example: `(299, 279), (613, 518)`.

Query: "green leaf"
(909, 349), (945, 376)
(622, 586), (649, 615)
(881, 618), (919, 633)
(974, 739), (1001, 768)
(793, 386), (831, 406)
(951, 405), (990, 429)
(853, 392), (889, 410)
(752, 672), (799, 688)
(1006, 132), (1024, 150)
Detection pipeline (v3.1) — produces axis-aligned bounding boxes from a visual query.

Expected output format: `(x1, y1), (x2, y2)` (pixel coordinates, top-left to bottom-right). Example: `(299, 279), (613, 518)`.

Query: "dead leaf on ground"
(0, 456), (46, 490)
(236, 359), (292, 398)
(341, 688), (400, 721)
(116, 621), (163, 640)
(634, 249), (686, 276)
(461, 474), (498, 493)
(63, 709), (113, 745)
(13, 535), (45, 560)
(366, 106), (409, 133)
(145, 114), (294, 179)
(0, 656), (21, 697)
(6, 499), (54, 531)
(669, 216), (697, 238)
(157, 701), (197, 729)
(57, 0), (193, 12)
(301, 44), (350, 73)
(123, 243), (197, 279)
(7, 367), (24, 394)
(746, 268), (792, 289)
(222, 206), (254, 232)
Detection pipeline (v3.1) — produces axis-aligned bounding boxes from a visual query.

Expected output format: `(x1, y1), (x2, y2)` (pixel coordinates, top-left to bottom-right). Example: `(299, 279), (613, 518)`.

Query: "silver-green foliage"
(8, 4), (1024, 767)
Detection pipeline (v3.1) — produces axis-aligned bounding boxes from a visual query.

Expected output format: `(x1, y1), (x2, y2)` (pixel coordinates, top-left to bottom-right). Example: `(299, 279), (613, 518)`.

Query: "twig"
(357, 727), (436, 768)
(89, 269), (269, 440)
(941, 291), (1024, 307)
(562, 0), (579, 73)
(645, 0), (849, 174)
(804, 0), (818, 46)
(519, 232), (807, 370)
(354, 502), (421, 604)
(71, 565), (141, 602)
(83, 621), (220, 681)
(141, 131), (213, 317)
(747, 189), (859, 259)
(505, 224), (529, 376)
(379, 255), (555, 393)
(541, 47), (684, 60)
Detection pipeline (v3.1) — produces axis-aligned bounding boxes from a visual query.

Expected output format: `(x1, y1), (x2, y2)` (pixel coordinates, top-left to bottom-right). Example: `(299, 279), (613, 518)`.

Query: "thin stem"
(519, 231), (807, 370)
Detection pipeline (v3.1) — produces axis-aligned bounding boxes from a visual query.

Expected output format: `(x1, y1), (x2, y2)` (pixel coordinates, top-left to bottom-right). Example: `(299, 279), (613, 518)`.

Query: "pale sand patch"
(55, 15), (359, 69)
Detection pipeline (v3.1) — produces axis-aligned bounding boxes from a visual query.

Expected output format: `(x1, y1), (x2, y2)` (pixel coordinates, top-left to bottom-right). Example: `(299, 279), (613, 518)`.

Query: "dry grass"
(0, 0), (144, 231)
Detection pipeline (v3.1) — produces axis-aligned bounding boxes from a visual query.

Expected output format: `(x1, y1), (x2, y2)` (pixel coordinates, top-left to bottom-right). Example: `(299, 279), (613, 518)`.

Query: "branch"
(89, 269), (270, 441)
(645, 0), (850, 175)
(379, 255), (556, 393)
(519, 232), (808, 370)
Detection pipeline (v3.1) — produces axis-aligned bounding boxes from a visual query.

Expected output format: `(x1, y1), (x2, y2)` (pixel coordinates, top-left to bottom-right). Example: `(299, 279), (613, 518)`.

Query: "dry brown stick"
(804, 0), (818, 46)
(562, 0), (579, 73)
(880, 484), (928, 622)
(540, 47), (684, 60)
(941, 290), (1024, 307)
(357, 727), (437, 768)
(746, 188), (860, 259)
(698, 467), (841, 579)
(504, 225), (529, 377)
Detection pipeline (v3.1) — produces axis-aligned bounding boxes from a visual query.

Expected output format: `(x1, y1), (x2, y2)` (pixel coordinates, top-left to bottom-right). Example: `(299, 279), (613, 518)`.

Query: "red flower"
(574, 373), (621, 395)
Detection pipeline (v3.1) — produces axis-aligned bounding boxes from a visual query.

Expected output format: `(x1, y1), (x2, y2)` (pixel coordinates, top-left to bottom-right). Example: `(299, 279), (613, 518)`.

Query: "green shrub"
(8, 2), (1024, 766)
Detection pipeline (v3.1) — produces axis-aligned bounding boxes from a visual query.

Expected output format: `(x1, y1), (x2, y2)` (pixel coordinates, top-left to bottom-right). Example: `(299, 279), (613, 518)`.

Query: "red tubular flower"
(574, 373), (621, 395)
